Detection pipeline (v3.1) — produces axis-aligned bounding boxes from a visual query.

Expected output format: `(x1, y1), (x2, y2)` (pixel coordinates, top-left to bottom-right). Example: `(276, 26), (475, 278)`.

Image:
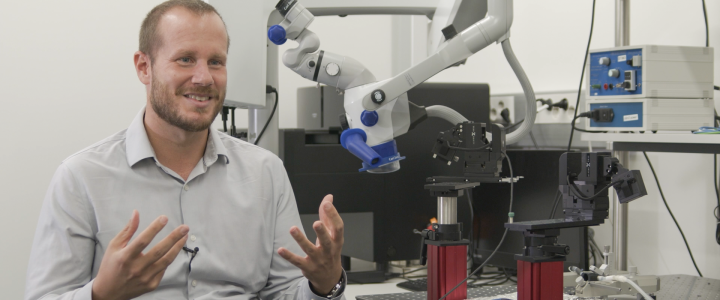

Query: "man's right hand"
(92, 210), (189, 300)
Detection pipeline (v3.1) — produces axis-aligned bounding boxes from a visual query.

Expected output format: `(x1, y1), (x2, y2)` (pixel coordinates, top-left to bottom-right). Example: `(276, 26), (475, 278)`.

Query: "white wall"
(2, 1), (163, 298)
(1, 0), (718, 299)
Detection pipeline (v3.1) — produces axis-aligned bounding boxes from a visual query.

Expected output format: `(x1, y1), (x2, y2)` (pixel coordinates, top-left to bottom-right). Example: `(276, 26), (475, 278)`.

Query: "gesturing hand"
(278, 194), (344, 295)
(92, 210), (189, 300)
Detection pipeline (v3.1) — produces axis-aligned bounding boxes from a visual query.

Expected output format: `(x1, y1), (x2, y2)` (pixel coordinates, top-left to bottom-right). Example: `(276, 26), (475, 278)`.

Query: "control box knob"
(599, 57), (611, 66)
(608, 69), (620, 78)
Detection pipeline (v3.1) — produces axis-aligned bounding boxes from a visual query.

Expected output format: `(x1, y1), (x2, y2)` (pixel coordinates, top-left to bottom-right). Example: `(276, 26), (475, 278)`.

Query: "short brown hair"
(139, 0), (229, 62)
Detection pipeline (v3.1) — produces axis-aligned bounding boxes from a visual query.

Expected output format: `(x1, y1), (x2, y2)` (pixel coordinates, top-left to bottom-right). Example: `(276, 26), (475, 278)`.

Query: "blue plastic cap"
(267, 25), (287, 45)
(360, 110), (379, 127)
(340, 129), (381, 166)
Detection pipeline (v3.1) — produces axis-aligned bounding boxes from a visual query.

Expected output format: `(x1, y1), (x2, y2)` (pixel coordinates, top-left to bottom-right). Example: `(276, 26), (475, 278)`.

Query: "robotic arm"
(269, 0), (537, 173)
(358, 1), (512, 112)
(268, 0), (377, 90)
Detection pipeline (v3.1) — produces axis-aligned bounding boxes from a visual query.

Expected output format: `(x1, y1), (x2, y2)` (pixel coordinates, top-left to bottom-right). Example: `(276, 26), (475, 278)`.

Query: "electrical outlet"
(489, 96), (515, 124)
(533, 92), (577, 125)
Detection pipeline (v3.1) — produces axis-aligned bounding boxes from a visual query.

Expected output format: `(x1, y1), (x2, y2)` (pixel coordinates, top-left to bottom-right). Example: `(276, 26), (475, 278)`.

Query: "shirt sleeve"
(25, 163), (97, 300)
(258, 157), (346, 300)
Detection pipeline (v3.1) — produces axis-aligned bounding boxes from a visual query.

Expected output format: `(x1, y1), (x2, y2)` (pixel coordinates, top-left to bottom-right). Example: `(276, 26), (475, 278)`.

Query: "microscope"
(269, 0), (537, 299)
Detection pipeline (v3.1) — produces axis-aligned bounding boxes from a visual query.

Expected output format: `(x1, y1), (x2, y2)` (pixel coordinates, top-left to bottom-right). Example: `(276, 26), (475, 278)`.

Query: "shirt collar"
(205, 123), (230, 166)
(125, 107), (230, 167)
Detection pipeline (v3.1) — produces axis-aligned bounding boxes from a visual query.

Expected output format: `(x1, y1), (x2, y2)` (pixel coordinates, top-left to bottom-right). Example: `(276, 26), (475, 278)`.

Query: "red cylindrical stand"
(427, 244), (467, 300)
(516, 260), (564, 300)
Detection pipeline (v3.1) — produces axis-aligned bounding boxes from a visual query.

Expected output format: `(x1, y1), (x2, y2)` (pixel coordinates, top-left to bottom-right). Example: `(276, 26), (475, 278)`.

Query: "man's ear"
(134, 51), (152, 85)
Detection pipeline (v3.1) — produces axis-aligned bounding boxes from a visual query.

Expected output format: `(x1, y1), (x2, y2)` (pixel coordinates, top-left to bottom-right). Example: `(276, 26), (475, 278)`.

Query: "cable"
(599, 275), (653, 300)
(446, 141), (491, 152)
(500, 39), (537, 145)
(504, 119), (524, 132)
(567, 175), (623, 201)
(715, 155), (719, 218)
(571, 116), (608, 134)
(567, 0), (597, 152)
(254, 86), (278, 145)
(439, 151), (514, 300)
(399, 266), (427, 277)
(589, 236), (604, 266)
(549, 191), (562, 219)
(427, 105), (468, 125)
(702, 0), (709, 47)
(642, 152), (703, 277)
(502, 267), (517, 283)
(529, 131), (539, 149)
(467, 188), (475, 262)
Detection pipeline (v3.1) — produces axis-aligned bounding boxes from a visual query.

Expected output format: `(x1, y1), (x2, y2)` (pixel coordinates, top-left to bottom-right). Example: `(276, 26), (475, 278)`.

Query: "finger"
(141, 225), (189, 265)
(148, 232), (188, 275)
(149, 270), (166, 291)
(109, 210), (140, 250)
(278, 247), (306, 269)
(125, 215), (169, 256)
(313, 221), (333, 250)
(318, 196), (343, 240)
(289, 226), (316, 256)
(318, 195), (333, 229)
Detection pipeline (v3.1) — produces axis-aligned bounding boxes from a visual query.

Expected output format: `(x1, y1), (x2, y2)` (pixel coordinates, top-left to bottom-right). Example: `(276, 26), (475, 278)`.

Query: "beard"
(150, 75), (225, 132)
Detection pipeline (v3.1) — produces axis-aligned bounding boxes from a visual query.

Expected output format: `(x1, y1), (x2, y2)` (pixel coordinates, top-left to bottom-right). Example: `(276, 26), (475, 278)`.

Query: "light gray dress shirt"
(26, 108), (346, 300)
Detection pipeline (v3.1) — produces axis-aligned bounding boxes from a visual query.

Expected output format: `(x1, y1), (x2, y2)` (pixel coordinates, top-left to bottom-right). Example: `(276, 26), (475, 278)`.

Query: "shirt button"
(190, 235), (197, 242)
(191, 280), (197, 287)
(184, 185), (189, 191)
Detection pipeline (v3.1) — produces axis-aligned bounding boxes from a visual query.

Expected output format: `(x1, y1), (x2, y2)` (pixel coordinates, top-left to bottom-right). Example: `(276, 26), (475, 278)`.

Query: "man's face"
(148, 8), (228, 132)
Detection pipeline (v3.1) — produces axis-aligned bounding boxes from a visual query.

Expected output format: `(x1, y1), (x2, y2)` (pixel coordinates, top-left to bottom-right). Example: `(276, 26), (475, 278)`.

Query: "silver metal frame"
(612, 0), (631, 271)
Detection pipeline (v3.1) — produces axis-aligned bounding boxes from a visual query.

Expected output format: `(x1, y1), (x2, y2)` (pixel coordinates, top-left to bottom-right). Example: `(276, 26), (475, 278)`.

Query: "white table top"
(344, 278), (408, 299)
(580, 132), (720, 144)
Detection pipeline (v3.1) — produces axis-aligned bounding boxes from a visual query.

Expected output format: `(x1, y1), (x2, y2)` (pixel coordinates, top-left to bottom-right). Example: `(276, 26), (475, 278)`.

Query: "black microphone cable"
(183, 246), (200, 272)
(255, 86), (278, 145)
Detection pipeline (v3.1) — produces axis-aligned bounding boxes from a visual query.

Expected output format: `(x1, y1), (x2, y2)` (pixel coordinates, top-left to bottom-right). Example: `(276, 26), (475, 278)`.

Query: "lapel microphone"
(183, 247), (200, 272)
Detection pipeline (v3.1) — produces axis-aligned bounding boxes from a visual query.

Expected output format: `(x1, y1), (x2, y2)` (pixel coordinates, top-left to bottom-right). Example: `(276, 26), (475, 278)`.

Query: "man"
(25, 1), (345, 299)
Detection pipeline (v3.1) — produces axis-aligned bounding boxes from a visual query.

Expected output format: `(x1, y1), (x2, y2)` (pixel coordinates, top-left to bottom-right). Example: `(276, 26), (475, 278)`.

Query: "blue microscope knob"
(267, 25), (287, 45)
(360, 110), (379, 127)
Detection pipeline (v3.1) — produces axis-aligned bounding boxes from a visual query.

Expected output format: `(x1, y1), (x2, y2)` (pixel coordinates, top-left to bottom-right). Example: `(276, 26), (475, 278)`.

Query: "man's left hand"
(278, 194), (344, 295)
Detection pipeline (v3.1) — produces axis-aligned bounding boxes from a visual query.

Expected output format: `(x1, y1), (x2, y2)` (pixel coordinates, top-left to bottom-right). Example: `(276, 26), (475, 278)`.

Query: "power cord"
(557, 1), (596, 220)
(715, 155), (720, 245)
(642, 152), (703, 277)
(467, 188), (475, 263)
(702, 0), (709, 48)
(438, 151), (514, 300)
(567, 0), (597, 151)
(571, 116), (608, 133)
(254, 86), (278, 145)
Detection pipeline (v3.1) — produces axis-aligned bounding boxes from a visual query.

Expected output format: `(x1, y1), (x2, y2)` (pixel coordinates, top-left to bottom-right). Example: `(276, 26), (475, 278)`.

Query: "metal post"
(249, 21), (280, 155)
(437, 197), (457, 224)
(615, 0), (630, 47)
(612, 150), (629, 271)
(612, 0), (630, 272)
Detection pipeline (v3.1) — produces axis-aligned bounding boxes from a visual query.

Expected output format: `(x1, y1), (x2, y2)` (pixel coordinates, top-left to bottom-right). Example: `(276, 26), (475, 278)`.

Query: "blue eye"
(179, 57), (192, 63)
